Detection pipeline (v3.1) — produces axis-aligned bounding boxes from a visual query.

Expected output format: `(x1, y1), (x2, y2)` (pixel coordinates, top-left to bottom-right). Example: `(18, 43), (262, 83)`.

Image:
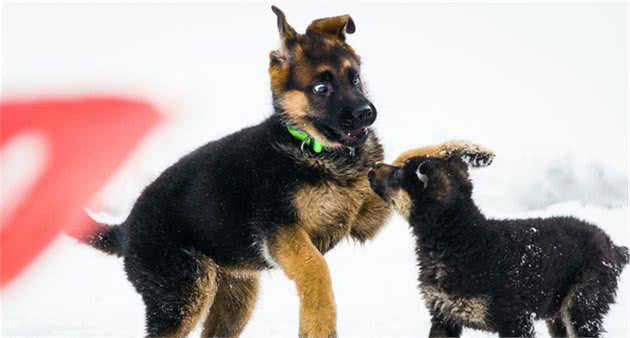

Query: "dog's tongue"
(348, 128), (365, 138)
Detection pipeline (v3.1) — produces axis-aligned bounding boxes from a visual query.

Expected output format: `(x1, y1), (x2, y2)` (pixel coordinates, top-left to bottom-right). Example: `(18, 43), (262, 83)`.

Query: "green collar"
(286, 125), (357, 155)
(287, 125), (323, 153)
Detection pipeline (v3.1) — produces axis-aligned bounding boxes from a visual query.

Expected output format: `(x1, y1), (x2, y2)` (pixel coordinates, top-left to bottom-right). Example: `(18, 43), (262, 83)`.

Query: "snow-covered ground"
(2, 2), (628, 337)
(1, 203), (629, 337)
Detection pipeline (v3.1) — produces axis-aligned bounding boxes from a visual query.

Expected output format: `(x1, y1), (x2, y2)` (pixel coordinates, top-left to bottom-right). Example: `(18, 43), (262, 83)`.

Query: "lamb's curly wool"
(369, 157), (629, 338)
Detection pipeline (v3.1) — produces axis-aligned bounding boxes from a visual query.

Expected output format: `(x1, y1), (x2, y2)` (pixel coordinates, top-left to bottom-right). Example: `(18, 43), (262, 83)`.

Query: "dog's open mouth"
(347, 128), (367, 139)
(340, 127), (368, 145)
(319, 124), (369, 147)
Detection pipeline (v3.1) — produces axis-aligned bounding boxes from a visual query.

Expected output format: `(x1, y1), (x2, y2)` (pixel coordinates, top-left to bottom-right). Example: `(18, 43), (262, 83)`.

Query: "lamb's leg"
(428, 317), (462, 338)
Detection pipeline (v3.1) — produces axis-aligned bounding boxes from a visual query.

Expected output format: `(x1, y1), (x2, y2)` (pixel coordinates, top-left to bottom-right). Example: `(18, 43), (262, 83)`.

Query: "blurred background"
(2, 2), (628, 337)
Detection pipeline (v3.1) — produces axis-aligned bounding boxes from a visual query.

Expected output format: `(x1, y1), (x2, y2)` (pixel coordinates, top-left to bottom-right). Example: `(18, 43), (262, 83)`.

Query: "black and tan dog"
(74, 7), (493, 338)
(369, 155), (628, 338)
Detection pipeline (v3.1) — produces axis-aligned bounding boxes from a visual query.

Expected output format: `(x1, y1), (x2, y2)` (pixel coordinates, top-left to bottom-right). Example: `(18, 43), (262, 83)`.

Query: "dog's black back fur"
(107, 113), (380, 267)
(370, 157), (628, 337)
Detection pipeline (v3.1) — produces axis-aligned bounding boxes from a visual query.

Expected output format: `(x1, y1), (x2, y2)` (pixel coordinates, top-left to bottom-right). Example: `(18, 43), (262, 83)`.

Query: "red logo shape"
(1, 97), (161, 288)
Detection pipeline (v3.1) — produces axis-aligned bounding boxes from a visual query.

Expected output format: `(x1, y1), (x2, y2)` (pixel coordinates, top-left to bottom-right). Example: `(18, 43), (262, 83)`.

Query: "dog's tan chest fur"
(294, 178), (370, 253)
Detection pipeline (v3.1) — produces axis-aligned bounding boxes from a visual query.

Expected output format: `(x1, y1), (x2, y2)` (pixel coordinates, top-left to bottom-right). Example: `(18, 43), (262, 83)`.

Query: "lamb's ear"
(271, 6), (297, 49)
(306, 14), (355, 41)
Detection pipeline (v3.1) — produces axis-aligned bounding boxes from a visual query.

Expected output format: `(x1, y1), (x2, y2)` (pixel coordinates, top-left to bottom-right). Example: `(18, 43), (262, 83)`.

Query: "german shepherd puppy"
(75, 7), (494, 338)
(368, 155), (628, 338)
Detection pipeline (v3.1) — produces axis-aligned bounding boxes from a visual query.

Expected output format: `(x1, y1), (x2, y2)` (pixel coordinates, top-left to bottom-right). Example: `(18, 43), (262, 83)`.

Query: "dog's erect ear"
(271, 6), (297, 45)
(306, 15), (355, 41)
(270, 6), (297, 66)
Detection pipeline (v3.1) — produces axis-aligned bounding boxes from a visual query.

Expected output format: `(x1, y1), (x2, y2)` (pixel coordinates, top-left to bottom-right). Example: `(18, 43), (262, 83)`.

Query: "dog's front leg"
(393, 140), (495, 167)
(269, 226), (336, 338)
(351, 187), (391, 242)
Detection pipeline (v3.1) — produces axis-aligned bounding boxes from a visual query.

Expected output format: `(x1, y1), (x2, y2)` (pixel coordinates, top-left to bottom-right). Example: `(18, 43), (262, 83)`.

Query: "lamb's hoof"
(441, 140), (495, 168)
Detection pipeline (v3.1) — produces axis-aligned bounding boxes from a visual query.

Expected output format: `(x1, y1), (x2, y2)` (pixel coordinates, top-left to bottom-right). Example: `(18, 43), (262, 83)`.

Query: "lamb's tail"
(68, 216), (125, 257)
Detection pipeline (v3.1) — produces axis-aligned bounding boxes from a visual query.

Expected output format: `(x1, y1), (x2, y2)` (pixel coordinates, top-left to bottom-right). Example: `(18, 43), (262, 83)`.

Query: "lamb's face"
(368, 156), (473, 218)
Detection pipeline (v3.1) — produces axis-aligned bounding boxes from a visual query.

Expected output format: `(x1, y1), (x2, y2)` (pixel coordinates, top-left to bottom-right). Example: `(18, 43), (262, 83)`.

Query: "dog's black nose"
(352, 104), (373, 122)
(367, 169), (376, 181)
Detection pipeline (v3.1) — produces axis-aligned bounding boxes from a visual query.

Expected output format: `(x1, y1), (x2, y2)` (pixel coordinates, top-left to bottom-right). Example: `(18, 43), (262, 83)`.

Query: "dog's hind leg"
(496, 313), (534, 338)
(201, 270), (260, 338)
(560, 258), (623, 338)
(546, 318), (568, 337)
(561, 284), (611, 337)
(428, 317), (462, 338)
(125, 245), (218, 338)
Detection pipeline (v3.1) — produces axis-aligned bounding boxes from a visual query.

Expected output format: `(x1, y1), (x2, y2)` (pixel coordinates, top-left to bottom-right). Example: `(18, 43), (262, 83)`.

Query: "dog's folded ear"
(306, 15), (355, 41)
(271, 6), (298, 46)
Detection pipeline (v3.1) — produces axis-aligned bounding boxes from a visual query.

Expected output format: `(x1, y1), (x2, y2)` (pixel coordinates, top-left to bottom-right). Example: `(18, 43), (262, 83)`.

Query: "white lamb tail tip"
(416, 162), (429, 189)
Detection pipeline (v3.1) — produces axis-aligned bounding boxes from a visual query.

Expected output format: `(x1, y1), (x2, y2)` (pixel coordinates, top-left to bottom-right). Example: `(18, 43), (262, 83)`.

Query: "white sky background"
(1, 2), (629, 337)
(3, 2), (628, 213)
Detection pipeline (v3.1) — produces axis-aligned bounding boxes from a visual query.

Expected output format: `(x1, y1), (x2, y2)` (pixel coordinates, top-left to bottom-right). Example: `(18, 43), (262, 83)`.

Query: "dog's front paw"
(461, 146), (495, 168)
(299, 325), (337, 338)
(299, 330), (337, 338)
(299, 300), (337, 338)
(440, 140), (495, 168)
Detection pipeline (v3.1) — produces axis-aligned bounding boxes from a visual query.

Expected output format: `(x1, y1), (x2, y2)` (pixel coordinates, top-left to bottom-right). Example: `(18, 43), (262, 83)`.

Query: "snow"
(2, 204), (628, 337)
(2, 2), (628, 337)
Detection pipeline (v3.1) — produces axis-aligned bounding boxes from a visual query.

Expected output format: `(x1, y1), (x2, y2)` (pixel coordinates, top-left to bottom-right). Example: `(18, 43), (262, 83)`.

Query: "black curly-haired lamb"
(368, 156), (628, 338)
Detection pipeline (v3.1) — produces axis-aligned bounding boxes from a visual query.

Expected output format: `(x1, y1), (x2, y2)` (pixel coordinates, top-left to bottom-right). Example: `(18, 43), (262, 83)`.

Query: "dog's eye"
(312, 83), (329, 95)
(352, 75), (361, 87)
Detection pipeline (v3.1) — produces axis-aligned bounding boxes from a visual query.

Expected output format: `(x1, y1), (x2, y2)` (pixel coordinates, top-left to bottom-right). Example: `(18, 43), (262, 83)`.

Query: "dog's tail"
(615, 245), (629, 267)
(69, 217), (125, 257)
